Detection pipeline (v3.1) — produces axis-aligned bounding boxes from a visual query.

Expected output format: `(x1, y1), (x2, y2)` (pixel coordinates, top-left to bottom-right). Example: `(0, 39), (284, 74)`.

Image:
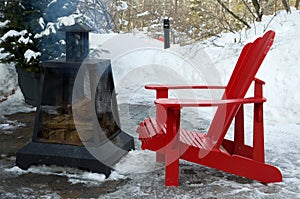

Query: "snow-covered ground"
(0, 8), (300, 198)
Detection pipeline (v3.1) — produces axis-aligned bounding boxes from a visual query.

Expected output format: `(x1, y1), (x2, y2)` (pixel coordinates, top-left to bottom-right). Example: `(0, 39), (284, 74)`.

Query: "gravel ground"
(0, 104), (297, 199)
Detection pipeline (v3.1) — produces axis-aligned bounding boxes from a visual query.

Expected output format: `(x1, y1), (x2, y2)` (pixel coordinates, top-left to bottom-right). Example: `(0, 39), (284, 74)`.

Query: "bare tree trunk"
(142, 0), (145, 27)
(252, 0), (263, 21)
(128, 0), (132, 31)
(96, 0), (113, 30)
(281, 0), (291, 13)
(242, 0), (256, 19)
(274, 0), (279, 13)
(295, 0), (300, 9)
(175, 0), (178, 15)
(216, 0), (251, 28)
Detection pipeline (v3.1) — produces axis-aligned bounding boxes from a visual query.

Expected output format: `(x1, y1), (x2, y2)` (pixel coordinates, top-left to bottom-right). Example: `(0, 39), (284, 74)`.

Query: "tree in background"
(0, 0), (45, 73)
(187, 0), (251, 42)
(39, 0), (79, 60)
(102, 0), (298, 44)
(0, 0), (298, 53)
(187, 0), (297, 42)
(296, 0), (300, 9)
(0, 0), (78, 73)
(77, 0), (114, 33)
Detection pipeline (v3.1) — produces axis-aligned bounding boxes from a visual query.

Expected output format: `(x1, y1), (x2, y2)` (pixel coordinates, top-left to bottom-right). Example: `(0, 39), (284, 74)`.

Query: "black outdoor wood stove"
(16, 22), (134, 176)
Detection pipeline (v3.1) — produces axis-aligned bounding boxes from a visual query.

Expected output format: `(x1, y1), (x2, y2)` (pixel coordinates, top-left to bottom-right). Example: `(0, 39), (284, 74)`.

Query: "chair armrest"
(254, 78), (265, 85)
(155, 97), (266, 108)
(145, 84), (226, 90)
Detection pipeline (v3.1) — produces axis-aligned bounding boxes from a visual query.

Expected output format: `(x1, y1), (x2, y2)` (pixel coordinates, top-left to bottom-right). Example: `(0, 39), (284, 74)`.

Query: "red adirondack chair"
(137, 30), (282, 186)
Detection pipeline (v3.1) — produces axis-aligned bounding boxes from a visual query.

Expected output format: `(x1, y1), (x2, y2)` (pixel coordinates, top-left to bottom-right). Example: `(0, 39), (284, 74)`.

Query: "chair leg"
(165, 108), (181, 186)
(253, 102), (264, 162)
(234, 105), (245, 155)
(165, 155), (179, 186)
(253, 81), (265, 162)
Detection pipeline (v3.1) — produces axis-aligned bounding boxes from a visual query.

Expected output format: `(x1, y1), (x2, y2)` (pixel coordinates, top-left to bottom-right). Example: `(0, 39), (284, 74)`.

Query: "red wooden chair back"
(207, 31), (275, 148)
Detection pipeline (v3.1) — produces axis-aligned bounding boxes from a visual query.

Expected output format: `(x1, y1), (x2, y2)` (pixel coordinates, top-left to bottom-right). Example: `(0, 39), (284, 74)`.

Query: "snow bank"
(0, 63), (17, 97)
(0, 88), (35, 118)
(88, 9), (300, 126)
(0, 64), (35, 119)
(201, 8), (300, 125)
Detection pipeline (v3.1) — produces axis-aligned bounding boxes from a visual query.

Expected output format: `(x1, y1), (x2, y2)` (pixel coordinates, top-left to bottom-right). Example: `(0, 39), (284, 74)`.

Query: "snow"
(0, 29), (32, 44)
(38, 17), (45, 29)
(137, 11), (150, 17)
(0, 63), (17, 97)
(47, 0), (57, 8)
(0, 120), (25, 135)
(57, 14), (82, 27)
(5, 165), (108, 186)
(18, 35), (32, 44)
(1, 7), (300, 198)
(113, 150), (163, 175)
(0, 20), (9, 28)
(0, 30), (28, 43)
(24, 49), (41, 62)
(117, 1), (128, 11)
(0, 61), (35, 120)
(201, 8), (300, 125)
(34, 22), (56, 39)
(59, 40), (66, 45)
(0, 88), (35, 118)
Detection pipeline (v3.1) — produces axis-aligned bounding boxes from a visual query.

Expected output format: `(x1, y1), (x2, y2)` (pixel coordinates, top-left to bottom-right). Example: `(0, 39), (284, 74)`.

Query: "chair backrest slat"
(207, 31), (275, 149)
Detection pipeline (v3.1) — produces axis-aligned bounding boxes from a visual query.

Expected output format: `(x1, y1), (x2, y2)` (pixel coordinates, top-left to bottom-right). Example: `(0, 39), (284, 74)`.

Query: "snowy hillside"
(99, 8), (300, 126)
(0, 8), (300, 198)
(202, 8), (300, 125)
